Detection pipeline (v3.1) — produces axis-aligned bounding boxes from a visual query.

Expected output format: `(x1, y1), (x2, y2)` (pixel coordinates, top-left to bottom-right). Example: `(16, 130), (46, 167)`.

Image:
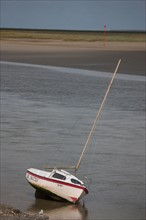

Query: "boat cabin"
(50, 169), (84, 186)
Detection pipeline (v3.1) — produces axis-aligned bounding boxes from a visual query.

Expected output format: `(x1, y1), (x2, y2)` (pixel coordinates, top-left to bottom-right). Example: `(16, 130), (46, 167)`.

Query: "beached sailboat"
(26, 59), (121, 203)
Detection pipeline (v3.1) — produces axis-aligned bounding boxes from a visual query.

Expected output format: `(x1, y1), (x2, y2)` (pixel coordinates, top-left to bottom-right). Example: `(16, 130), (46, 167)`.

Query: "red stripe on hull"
(70, 197), (78, 202)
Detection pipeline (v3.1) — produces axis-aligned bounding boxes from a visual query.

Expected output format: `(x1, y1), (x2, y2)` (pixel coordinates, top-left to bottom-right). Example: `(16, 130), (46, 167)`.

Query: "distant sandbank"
(1, 39), (145, 75)
(1, 39), (145, 51)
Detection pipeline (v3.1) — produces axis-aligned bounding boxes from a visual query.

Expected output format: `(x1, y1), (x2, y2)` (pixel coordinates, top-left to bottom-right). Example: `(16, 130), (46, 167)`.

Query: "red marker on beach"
(104, 25), (106, 47)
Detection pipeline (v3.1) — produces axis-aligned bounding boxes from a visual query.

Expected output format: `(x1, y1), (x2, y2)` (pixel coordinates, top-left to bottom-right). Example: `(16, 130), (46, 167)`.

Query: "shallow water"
(1, 62), (145, 219)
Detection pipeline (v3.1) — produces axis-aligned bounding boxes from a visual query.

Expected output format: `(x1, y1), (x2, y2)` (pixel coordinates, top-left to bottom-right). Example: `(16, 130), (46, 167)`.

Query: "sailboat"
(26, 59), (121, 203)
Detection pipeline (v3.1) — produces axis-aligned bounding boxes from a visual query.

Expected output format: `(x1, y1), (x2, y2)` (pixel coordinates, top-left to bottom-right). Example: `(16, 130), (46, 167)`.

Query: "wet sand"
(1, 40), (145, 75)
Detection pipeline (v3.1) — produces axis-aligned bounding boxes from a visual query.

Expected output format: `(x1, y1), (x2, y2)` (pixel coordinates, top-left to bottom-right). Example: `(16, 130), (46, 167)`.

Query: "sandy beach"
(1, 40), (145, 75)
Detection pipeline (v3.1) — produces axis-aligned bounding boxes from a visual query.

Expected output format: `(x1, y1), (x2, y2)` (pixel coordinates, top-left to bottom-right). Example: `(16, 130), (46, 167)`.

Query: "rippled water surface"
(1, 62), (145, 219)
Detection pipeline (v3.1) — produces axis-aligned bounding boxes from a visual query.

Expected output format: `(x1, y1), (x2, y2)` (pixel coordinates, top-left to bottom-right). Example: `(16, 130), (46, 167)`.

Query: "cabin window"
(52, 173), (66, 180)
(71, 178), (81, 185)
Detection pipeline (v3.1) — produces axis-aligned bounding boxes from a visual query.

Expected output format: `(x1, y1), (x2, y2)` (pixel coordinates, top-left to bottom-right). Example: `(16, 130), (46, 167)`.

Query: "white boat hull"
(26, 168), (88, 203)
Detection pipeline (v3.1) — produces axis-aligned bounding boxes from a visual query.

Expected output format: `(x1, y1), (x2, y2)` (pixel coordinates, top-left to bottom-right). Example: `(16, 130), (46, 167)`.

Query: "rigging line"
(75, 59), (122, 173)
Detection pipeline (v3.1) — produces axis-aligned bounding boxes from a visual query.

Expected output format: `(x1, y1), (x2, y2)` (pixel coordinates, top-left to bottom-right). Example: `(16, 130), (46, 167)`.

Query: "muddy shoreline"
(0, 204), (49, 220)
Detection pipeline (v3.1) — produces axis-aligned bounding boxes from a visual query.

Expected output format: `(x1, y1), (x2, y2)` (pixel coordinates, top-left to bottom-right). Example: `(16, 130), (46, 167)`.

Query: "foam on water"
(1, 61), (145, 82)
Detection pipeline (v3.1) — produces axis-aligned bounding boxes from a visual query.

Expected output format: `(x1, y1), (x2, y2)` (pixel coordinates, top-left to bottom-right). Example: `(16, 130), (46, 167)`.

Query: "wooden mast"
(75, 59), (121, 172)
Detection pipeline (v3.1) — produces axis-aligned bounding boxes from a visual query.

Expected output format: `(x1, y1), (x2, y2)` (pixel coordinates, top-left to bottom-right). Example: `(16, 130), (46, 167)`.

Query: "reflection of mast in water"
(27, 198), (88, 220)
